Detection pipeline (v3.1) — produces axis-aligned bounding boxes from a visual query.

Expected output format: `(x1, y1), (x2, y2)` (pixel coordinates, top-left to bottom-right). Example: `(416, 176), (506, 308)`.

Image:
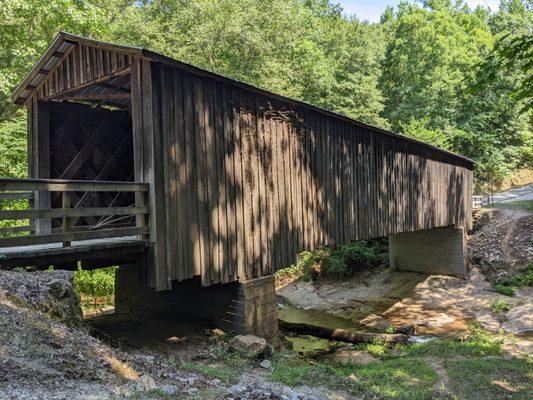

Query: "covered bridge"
(1, 32), (474, 339)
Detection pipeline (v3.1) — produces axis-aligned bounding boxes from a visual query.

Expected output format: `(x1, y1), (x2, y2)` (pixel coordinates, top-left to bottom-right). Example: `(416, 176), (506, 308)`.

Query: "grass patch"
(493, 200), (533, 212)
(446, 357), (532, 399)
(271, 326), (529, 399)
(492, 283), (516, 296)
(271, 356), (437, 400)
(491, 299), (511, 314)
(181, 361), (239, 383)
(401, 326), (502, 358)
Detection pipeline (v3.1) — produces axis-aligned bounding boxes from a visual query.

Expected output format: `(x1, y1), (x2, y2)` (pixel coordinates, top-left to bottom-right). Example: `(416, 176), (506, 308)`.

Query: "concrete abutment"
(388, 226), (468, 277)
(115, 265), (278, 341)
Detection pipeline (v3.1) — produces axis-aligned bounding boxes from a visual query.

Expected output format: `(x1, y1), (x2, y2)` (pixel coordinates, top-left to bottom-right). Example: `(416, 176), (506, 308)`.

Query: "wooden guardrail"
(0, 178), (149, 248)
(473, 195), (483, 210)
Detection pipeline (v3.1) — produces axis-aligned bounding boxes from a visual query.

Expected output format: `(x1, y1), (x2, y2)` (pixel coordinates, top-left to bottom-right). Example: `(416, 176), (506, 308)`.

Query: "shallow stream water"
(278, 303), (381, 353)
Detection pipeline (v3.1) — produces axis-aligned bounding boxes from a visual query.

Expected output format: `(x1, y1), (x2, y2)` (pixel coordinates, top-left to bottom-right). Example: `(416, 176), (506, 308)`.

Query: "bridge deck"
(0, 236), (148, 269)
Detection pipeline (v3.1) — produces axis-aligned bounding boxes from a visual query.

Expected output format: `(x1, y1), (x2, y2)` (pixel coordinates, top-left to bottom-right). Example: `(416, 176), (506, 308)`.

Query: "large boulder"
(229, 335), (267, 358)
(0, 270), (83, 326)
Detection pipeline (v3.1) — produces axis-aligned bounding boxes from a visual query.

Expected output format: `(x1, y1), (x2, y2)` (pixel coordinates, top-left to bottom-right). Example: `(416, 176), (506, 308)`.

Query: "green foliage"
(399, 117), (450, 150)
(74, 265), (117, 307)
(295, 240), (385, 281)
(492, 283), (516, 296)
(271, 324), (516, 399)
(0, 0), (531, 191)
(491, 264), (533, 297)
(501, 263), (533, 287)
(0, 198), (29, 237)
(403, 324), (503, 358)
(491, 299), (511, 314)
(0, 112), (27, 178)
(274, 263), (305, 286)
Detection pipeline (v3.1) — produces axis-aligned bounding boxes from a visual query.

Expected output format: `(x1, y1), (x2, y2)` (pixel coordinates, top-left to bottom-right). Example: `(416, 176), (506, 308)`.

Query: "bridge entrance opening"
(45, 99), (135, 233)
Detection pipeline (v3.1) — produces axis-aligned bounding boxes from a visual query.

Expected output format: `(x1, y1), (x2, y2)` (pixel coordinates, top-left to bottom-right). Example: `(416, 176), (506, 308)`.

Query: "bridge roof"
(11, 31), (474, 166)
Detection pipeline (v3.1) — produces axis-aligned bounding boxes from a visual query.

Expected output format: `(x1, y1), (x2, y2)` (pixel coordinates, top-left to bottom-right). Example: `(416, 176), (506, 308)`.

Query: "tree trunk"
(279, 320), (409, 345)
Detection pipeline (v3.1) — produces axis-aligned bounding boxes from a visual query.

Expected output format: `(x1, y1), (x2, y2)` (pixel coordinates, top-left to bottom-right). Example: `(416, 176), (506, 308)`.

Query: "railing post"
(35, 189), (52, 235)
(62, 191), (71, 247)
(138, 190), (149, 241)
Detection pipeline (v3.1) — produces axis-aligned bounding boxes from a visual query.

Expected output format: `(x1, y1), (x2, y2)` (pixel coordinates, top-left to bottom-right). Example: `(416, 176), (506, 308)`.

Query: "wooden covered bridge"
(1, 33), (473, 338)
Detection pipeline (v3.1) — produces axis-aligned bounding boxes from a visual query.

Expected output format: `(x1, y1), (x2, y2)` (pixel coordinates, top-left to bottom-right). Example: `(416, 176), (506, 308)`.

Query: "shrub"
(491, 264), (533, 296)
(498, 264), (533, 287)
(491, 283), (515, 296)
(296, 239), (386, 281)
(491, 299), (510, 314)
(74, 265), (117, 309)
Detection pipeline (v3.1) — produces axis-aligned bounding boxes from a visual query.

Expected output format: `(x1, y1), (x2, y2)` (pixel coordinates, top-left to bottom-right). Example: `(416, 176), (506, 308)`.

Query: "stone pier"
(115, 265), (278, 341)
(389, 226), (468, 277)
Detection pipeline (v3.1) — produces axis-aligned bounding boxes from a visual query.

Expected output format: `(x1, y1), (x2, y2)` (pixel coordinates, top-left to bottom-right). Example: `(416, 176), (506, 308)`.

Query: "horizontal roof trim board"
(12, 31), (474, 166)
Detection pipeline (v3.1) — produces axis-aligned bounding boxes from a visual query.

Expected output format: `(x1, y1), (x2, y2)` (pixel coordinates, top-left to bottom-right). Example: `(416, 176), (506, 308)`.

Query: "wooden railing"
(0, 178), (149, 248)
(472, 195), (483, 210)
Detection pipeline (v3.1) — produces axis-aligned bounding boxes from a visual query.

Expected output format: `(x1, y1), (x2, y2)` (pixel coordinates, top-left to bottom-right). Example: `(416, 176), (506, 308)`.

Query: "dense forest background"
(0, 0), (531, 191)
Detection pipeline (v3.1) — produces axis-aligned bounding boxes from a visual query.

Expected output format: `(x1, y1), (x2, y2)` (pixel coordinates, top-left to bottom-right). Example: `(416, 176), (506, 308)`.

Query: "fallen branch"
(279, 320), (409, 345)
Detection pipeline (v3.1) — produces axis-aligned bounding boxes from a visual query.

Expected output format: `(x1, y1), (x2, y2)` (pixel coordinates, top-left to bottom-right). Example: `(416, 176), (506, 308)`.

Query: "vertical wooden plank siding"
(148, 64), (473, 289)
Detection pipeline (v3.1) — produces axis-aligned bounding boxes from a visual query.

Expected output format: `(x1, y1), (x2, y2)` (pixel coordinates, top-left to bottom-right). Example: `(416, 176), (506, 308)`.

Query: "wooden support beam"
(0, 241), (147, 270)
(40, 67), (130, 101)
(0, 179), (149, 193)
(54, 92), (131, 101)
(96, 82), (131, 93)
(0, 226), (34, 234)
(0, 206), (149, 220)
(0, 226), (149, 247)
(0, 192), (34, 200)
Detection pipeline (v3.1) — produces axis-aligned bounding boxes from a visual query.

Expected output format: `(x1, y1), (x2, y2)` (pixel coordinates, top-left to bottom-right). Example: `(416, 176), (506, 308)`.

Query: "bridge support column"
(115, 266), (278, 341)
(388, 227), (468, 277)
(229, 275), (279, 341)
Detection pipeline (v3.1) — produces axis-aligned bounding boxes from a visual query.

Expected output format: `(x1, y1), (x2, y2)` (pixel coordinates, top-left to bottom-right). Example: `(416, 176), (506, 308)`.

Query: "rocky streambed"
(276, 266), (533, 357)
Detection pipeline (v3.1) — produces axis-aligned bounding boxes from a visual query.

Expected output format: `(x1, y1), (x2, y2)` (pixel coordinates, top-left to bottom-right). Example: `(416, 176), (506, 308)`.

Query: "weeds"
(492, 283), (515, 296)
(491, 264), (533, 296)
(278, 239), (387, 282)
(491, 299), (510, 314)
(397, 324), (502, 358)
(181, 361), (239, 383)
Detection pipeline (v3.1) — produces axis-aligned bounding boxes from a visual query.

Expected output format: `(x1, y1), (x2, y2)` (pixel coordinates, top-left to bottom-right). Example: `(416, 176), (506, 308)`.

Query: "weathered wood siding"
(37, 42), (133, 101)
(20, 36), (473, 290)
(156, 64), (473, 287)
